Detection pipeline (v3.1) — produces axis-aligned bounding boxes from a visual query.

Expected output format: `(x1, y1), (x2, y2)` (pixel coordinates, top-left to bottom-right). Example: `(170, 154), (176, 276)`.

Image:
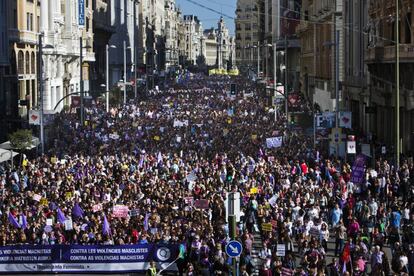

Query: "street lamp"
(123, 41), (127, 105)
(79, 39), (92, 126)
(38, 33), (53, 155)
(106, 44), (116, 112)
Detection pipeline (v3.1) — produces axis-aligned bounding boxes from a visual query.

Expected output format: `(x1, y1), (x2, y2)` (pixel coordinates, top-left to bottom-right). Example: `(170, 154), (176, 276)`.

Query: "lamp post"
(395, 0), (400, 167)
(273, 42), (278, 122)
(253, 44), (259, 77)
(106, 44), (116, 112)
(37, 33), (53, 155)
(79, 38), (91, 126)
(123, 40), (127, 105)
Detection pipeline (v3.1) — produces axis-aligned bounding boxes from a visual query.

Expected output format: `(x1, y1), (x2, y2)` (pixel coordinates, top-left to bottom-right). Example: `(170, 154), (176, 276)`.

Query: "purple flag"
(102, 215), (111, 236)
(57, 208), (66, 224)
(72, 203), (84, 218)
(351, 154), (366, 184)
(138, 154), (144, 168)
(259, 148), (264, 157)
(20, 214), (28, 229)
(8, 213), (20, 228)
(143, 213), (150, 231)
(157, 152), (163, 165)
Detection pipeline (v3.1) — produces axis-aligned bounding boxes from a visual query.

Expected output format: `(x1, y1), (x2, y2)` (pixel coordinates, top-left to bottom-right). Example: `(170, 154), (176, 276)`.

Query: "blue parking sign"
(225, 240), (243, 258)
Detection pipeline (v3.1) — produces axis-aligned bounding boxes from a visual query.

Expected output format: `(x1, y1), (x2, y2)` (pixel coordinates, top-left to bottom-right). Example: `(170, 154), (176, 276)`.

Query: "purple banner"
(0, 244), (178, 273)
(351, 155), (366, 184)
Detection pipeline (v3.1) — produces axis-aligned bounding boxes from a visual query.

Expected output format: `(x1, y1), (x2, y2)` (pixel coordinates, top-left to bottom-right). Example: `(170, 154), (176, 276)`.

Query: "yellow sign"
(154, 136), (160, 141)
(65, 192), (72, 199)
(330, 127), (342, 144)
(227, 119), (232, 124)
(22, 159), (28, 167)
(251, 134), (257, 140)
(40, 198), (49, 206)
(262, 223), (272, 232)
(51, 157), (57, 164)
(250, 187), (258, 194)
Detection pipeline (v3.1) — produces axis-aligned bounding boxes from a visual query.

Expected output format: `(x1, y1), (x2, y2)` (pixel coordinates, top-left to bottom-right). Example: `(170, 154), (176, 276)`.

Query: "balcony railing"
(366, 44), (414, 62)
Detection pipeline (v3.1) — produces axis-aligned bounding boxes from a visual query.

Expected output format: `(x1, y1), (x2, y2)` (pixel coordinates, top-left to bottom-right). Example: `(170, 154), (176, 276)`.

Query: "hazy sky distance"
(175, 0), (237, 35)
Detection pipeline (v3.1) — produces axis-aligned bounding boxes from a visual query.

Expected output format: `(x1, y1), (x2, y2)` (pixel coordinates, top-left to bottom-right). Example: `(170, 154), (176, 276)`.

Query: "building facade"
(342, 0), (369, 134)
(164, 0), (181, 71)
(183, 15), (203, 66)
(8, 0), (40, 118)
(365, 0), (414, 154)
(108, 0), (139, 88)
(91, 0), (116, 96)
(235, 0), (264, 74)
(0, 0), (12, 141)
(202, 17), (235, 69)
(297, 0), (343, 112)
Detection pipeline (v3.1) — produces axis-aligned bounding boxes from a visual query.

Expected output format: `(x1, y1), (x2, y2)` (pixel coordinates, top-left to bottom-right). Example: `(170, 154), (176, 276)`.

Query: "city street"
(0, 0), (413, 275)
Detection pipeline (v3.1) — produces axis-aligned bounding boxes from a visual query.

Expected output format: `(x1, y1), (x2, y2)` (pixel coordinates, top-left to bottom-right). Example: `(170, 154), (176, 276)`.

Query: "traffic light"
(230, 83), (237, 95)
(18, 99), (28, 106)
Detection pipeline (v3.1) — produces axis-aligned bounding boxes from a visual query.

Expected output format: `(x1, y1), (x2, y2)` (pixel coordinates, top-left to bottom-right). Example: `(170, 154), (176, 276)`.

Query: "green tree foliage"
(8, 129), (33, 150)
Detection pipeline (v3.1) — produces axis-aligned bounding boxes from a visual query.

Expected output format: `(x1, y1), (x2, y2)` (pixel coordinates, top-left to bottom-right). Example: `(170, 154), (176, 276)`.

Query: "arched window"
(17, 50), (24, 74)
(25, 52), (30, 74)
(31, 52), (35, 74)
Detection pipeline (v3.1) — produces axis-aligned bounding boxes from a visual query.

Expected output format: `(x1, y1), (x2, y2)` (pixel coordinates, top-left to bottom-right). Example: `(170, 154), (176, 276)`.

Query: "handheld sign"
(225, 240), (243, 258)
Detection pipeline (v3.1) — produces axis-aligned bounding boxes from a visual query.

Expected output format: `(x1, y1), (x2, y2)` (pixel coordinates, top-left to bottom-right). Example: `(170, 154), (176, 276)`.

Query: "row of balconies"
(366, 44), (414, 63)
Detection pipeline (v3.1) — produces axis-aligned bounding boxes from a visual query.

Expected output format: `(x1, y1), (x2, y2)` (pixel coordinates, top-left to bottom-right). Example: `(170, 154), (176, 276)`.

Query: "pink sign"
(113, 205), (129, 218)
(92, 204), (103, 213)
(194, 199), (209, 209)
(184, 197), (194, 205)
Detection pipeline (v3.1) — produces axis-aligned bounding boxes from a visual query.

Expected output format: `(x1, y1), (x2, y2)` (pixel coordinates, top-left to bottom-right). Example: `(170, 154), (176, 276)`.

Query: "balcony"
(93, 0), (115, 33)
(366, 44), (414, 63)
(18, 30), (38, 45)
(296, 21), (309, 34)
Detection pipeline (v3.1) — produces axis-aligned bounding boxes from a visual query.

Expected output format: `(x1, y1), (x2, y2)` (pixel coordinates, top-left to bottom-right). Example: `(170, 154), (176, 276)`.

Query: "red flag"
(341, 243), (351, 263)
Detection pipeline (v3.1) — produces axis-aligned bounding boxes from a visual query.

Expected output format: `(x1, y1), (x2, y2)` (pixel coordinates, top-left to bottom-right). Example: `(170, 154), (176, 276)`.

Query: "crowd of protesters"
(0, 73), (413, 275)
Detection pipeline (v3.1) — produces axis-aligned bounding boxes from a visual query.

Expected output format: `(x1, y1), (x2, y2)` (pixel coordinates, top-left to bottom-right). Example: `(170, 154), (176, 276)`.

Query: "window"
(25, 52), (30, 74)
(405, 13), (411, 44)
(31, 52), (35, 74)
(13, 9), (17, 28)
(27, 13), (33, 31)
(37, 16), (39, 32)
(27, 13), (30, 30)
(18, 51), (24, 74)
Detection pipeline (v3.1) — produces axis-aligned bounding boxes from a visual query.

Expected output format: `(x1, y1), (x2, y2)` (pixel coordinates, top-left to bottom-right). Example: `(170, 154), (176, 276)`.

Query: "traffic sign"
(225, 240), (243, 258)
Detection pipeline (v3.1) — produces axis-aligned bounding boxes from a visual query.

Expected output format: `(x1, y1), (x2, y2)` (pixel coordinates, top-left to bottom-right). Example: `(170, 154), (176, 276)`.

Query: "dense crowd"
(0, 74), (413, 275)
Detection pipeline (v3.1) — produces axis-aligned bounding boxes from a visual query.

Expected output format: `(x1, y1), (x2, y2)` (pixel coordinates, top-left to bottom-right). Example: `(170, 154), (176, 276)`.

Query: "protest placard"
(268, 195), (278, 207)
(250, 187), (258, 194)
(276, 244), (286, 256)
(262, 223), (272, 232)
(194, 199), (209, 209)
(129, 209), (139, 217)
(33, 194), (41, 202)
(266, 136), (283, 148)
(113, 205), (129, 218)
(92, 204), (103, 213)
(40, 198), (48, 206)
(184, 197), (194, 205)
(64, 219), (73, 231)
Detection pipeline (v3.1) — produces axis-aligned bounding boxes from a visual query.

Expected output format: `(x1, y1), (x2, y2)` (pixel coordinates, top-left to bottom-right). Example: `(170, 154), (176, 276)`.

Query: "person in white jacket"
(319, 222), (330, 252)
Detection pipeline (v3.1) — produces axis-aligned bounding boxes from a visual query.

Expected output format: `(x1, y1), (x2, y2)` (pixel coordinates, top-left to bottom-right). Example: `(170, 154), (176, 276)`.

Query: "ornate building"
(365, 0), (414, 154)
